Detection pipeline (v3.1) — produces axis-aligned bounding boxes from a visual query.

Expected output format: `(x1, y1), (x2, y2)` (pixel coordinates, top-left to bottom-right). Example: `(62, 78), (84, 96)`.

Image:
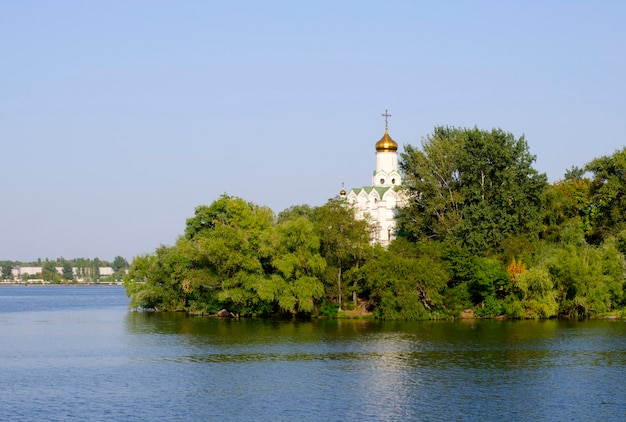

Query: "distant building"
(12, 266), (42, 280)
(10, 266), (115, 281)
(343, 110), (406, 246)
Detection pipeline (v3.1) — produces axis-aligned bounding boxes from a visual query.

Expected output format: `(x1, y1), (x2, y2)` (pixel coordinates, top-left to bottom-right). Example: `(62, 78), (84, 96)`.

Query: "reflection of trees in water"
(123, 316), (624, 370)
(124, 313), (386, 340)
(119, 314), (626, 420)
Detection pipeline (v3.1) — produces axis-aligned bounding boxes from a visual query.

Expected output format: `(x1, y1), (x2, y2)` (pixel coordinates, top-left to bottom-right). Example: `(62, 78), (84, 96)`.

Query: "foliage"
(124, 247), (188, 310)
(185, 195), (276, 316)
(112, 256), (129, 272)
(111, 255), (130, 281)
(399, 126), (546, 253)
(61, 260), (74, 281)
(513, 267), (559, 318)
(507, 258), (526, 284)
(468, 257), (510, 305)
(0, 261), (14, 280)
(362, 239), (448, 320)
(119, 127), (626, 321)
(314, 198), (373, 310)
(124, 195), (375, 317)
(258, 217), (326, 313)
(540, 178), (592, 244)
(42, 260), (59, 282)
(277, 204), (316, 224)
(585, 147), (626, 243)
(539, 239), (626, 318)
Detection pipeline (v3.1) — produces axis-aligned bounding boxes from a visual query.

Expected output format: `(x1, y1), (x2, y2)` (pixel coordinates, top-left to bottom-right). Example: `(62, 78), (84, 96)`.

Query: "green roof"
(349, 186), (394, 198)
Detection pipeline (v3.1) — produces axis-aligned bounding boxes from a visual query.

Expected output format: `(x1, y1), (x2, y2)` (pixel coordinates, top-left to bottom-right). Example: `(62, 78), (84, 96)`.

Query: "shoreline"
(0, 281), (123, 286)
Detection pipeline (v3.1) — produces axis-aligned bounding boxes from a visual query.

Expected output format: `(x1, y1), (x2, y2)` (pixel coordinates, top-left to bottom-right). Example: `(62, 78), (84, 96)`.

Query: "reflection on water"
(121, 312), (626, 420)
(124, 312), (626, 369)
(1, 286), (626, 421)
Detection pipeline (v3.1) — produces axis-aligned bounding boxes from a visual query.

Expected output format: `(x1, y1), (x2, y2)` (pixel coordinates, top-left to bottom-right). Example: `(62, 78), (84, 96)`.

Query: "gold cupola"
(375, 129), (398, 152)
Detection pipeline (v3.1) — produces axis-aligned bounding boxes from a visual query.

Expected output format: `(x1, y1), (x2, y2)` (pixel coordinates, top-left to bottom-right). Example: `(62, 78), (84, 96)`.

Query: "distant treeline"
(124, 127), (626, 319)
(1, 257), (129, 282)
(2, 257), (115, 268)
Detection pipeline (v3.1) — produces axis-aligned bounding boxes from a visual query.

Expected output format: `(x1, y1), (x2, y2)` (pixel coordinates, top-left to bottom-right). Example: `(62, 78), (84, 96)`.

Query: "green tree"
(540, 236), (626, 318)
(362, 239), (448, 320)
(585, 147), (626, 244)
(438, 243), (510, 316)
(1, 261), (13, 280)
(277, 204), (316, 224)
(42, 260), (58, 282)
(257, 217), (326, 313)
(541, 178), (591, 243)
(399, 126), (464, 242)
(400, 126), (547, 253)
(124, 247), (187, 310)
(112, 255), (129, 272)
(314, 198), (372, 310)
(90, 258), (101, 282)
(511, 267), (558, 319)
(112, 255), (129, 281)
(184, 195), (276, 316)
(61, 260), (74, 281)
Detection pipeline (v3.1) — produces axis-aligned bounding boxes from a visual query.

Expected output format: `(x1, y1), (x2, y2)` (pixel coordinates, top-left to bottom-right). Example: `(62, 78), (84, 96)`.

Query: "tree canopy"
(399, 126), (547, 253)
(124, 128), (626, 321)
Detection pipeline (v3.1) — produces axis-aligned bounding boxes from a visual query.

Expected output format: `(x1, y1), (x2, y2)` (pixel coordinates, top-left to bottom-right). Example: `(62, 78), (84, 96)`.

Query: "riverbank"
(0, 281), (123, 286)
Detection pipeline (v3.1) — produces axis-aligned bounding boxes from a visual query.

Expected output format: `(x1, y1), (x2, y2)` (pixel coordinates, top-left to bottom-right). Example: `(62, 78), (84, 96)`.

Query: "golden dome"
(340, 188), (346, 196)
(375, 130), (398, 152)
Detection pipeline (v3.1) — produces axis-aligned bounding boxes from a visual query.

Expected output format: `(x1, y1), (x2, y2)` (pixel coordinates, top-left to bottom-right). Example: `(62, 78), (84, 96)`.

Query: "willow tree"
(257, 216), (326, 314)
(184, 194), (276, 316)
(124, 246), (189, 310)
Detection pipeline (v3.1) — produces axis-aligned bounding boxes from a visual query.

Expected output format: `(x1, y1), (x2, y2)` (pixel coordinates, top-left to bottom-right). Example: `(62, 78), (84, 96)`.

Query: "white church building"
(342, 111), (406, 246)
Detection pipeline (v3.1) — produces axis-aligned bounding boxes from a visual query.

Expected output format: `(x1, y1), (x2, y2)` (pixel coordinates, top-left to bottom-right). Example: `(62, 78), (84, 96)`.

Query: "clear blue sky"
(2, 1), (625, 262)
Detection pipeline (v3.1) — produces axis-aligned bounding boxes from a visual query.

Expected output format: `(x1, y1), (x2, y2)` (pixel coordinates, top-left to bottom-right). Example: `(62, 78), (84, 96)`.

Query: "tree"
(585, 147), (626, 243)
(185, 195), (276, 316)
(277, 204), (316, 224)
(513, 267), (559, 319)
(1, 261), (13, 280)
(124, 247), (187, 310)
(540, 177), (591, 244)
(112, 256), (129, 272)
(42, 260), (58, 282)
(257, 217), (326, 313)
(532, 228), (626, 318)
(111, 255), (129, 281)
(399, 126), (547, 253)
(399, 126), (464, 242)
(90, 258), (101, 282)
(362, 239), (448, 320)
(314, 198), (372, 310)
(61, 260), (74, 281)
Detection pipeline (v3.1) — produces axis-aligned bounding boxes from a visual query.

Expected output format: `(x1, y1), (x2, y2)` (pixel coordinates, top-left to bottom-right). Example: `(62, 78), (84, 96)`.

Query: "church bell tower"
(344, 110), (406, 247)
(373, 110), (402, 187)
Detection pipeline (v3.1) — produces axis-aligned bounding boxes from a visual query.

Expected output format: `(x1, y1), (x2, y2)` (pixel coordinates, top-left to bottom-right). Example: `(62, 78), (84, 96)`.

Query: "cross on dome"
(381, 109), (392, 131)
(375, 109), (398, 152)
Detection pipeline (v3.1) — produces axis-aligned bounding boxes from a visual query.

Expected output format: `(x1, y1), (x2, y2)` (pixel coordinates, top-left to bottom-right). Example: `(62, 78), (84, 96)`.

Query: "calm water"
(1, 286), (625, 421)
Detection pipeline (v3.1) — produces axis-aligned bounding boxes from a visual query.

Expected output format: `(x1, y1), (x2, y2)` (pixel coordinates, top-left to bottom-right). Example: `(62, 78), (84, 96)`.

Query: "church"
(341, 111), (406, 247)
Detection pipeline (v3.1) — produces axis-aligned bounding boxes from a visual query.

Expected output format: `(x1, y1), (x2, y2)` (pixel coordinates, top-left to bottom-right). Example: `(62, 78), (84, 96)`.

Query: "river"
(0, 285), (625, 421)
